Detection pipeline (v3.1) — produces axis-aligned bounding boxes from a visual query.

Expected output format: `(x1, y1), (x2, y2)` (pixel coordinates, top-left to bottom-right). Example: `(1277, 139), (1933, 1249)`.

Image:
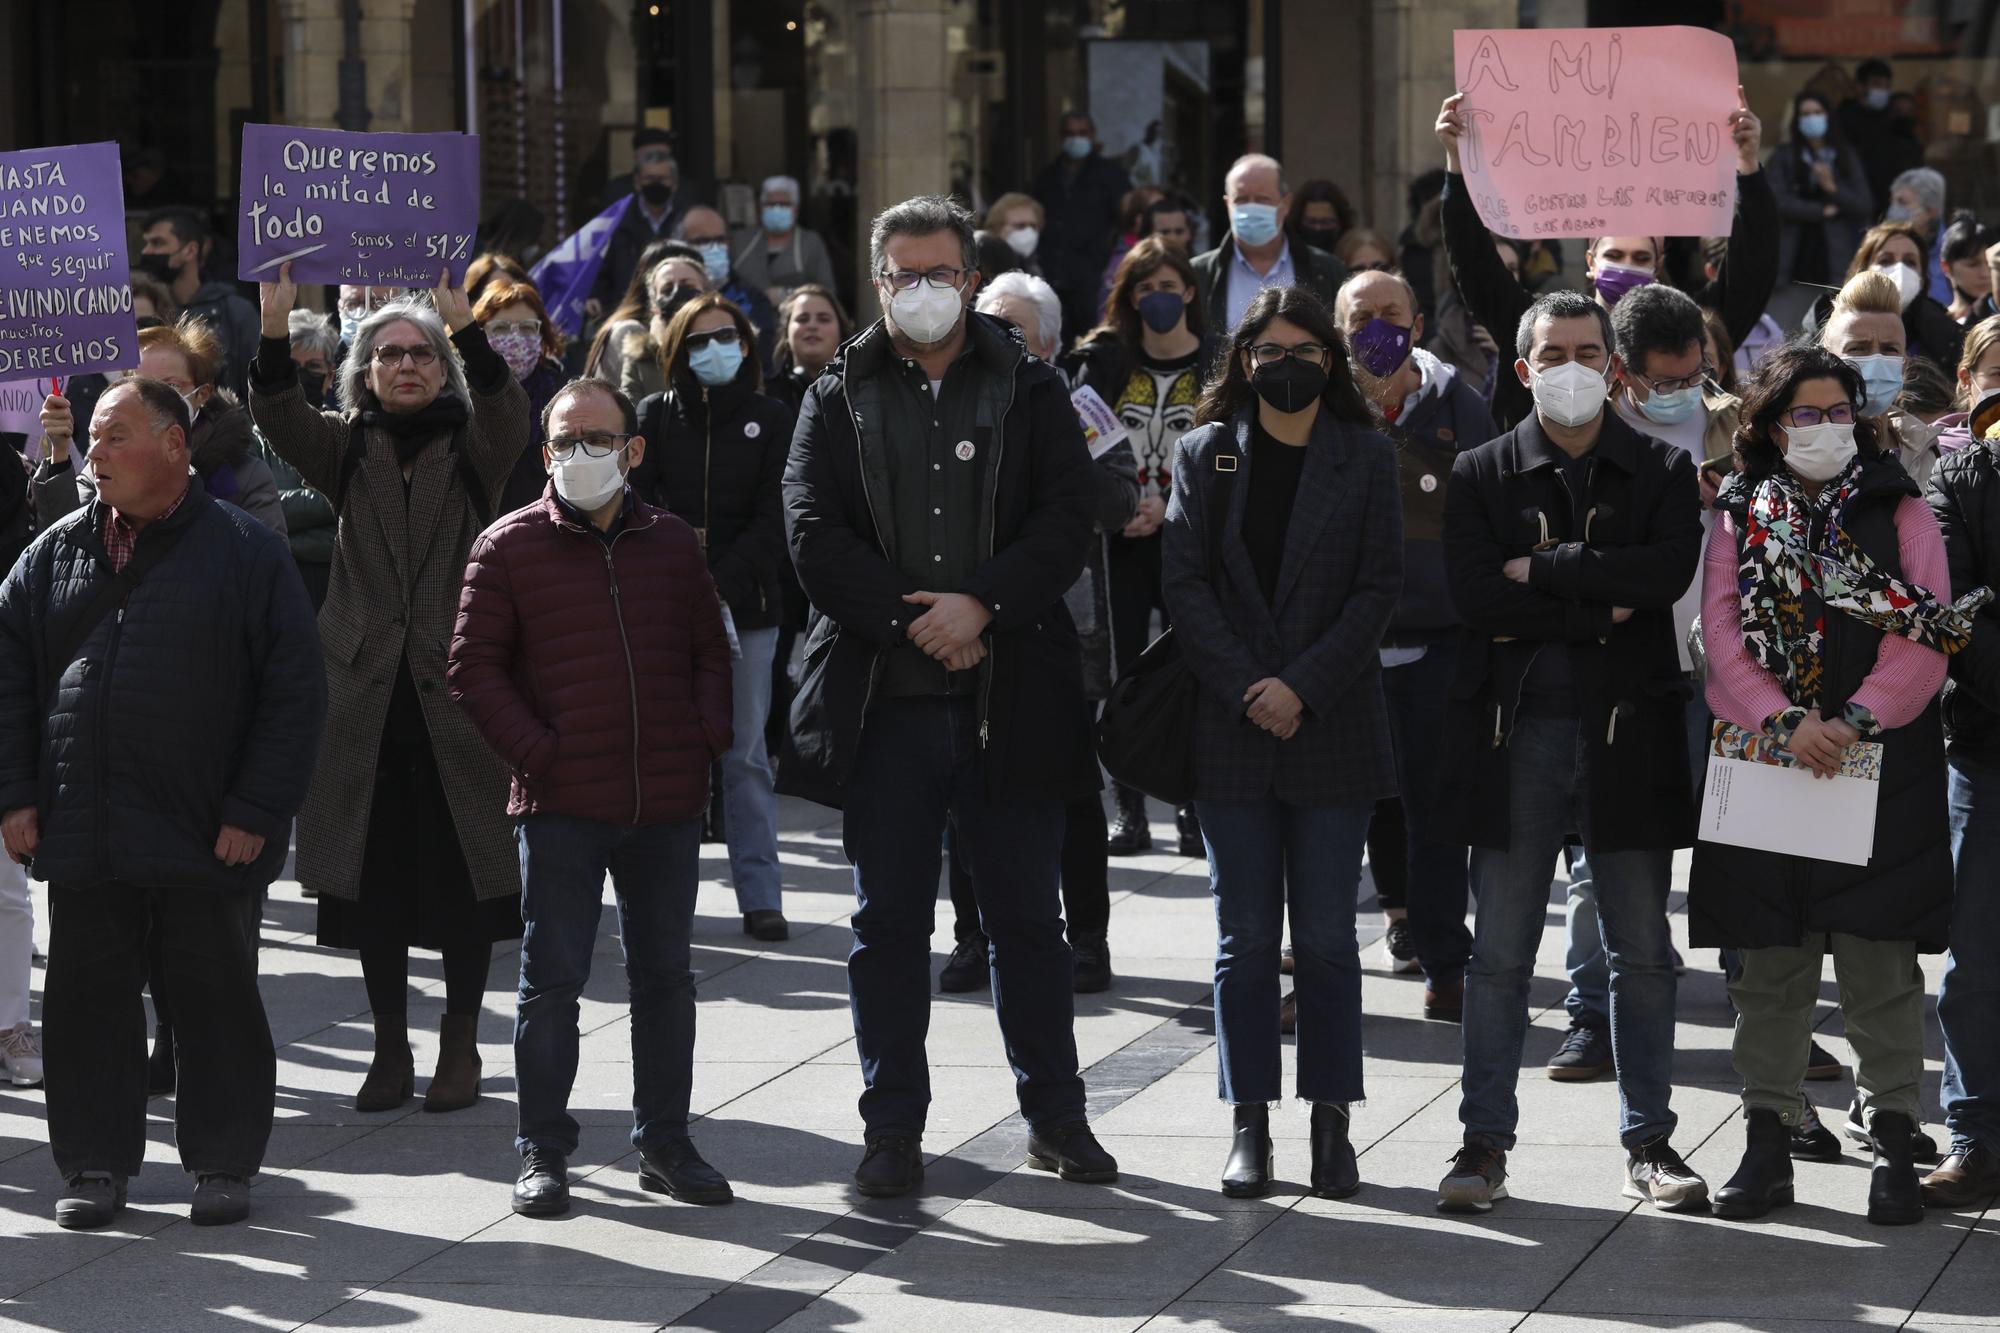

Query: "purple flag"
(0, 142), (138, 379)
(236, 124), (480, 286)
(532, 195), (633, 339)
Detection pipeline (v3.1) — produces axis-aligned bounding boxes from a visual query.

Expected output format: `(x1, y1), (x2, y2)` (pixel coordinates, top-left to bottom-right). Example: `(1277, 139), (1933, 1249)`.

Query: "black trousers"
(949, 795), (1111, 943)
(45, 881), (274, 1180)
(1106, 530), (1169, 683)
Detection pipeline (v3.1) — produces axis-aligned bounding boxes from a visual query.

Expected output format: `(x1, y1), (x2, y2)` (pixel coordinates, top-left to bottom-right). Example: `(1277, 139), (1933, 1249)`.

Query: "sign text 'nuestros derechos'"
(0, 142), (137, 378)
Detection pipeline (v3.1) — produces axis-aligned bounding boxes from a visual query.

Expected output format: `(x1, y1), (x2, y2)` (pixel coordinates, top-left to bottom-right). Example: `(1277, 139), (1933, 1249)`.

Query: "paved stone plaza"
(1, 796), (1995, 1331)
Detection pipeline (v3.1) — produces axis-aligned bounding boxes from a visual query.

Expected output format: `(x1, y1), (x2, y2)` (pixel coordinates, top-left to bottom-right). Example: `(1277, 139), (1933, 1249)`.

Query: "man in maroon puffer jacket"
(448, 377), (735, 1219)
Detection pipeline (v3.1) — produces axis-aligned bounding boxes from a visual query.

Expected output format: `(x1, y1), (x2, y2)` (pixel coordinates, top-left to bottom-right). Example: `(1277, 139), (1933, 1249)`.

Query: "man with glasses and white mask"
(782, 194), (1113, 1199)
(449, 377), (737, 1218)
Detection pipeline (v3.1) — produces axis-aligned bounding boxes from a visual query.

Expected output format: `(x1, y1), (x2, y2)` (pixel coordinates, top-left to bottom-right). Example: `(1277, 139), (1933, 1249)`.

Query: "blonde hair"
(138, 315), (224, 388)
(1957, 314), (2000, 408)
(984, 192), (1044, 231)
(1830, 269), (1903, 321)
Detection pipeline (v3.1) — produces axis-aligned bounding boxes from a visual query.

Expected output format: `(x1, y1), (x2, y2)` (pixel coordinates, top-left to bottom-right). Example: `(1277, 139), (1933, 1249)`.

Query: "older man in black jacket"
(1434, 290), (1704, 1217)
(0, 378), (324, 1232)
(784, 194), (1114, 1199)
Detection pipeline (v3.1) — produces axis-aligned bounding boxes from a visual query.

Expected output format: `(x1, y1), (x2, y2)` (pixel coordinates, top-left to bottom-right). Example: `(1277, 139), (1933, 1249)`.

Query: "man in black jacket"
(1033, 111), (1132, 339)
(0, 378), (324, 1232)
(1189, 154), (1348, 340)
(783, 194), (1116, 1198)
(587, 129), (687, 320)
(1434, 291), (1705, 1216)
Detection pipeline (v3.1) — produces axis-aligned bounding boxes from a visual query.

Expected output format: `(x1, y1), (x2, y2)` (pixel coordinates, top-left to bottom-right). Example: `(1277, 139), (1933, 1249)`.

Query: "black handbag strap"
(46, 515), (192, 683)
(1204, 446), (1239, 585)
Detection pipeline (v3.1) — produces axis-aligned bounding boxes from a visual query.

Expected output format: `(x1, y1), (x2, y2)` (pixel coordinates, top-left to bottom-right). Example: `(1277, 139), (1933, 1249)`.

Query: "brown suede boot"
(355, 1014), (414, 1113)
(423, 1014), (483, 1113)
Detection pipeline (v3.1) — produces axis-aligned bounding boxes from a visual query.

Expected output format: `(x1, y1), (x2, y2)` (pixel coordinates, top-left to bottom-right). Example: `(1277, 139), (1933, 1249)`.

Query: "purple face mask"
(1351, 318), (1413, 378)
(1592, 260), (1654, 306)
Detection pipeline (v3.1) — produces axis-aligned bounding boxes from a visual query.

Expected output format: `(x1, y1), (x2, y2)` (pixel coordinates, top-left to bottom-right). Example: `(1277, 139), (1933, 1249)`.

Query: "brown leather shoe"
(1921, 1145), (2000, 1209)
(1423, 976), (1465, 1023)
(355, 1015), (415, 1112)
(1279, 990), (1297, 1035)
(423, 1013), (483, 1113)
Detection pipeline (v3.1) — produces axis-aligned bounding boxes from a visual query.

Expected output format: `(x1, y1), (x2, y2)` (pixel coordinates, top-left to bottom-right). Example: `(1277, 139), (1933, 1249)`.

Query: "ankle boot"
(1221, 1104), (1273, 1198)
(355, 1014), (414, 1112)
(146, 1024), (176, 1097)
(1713, 1108), (1795, 1219)
(1106, 785), (1151, 855)
(1175, 805), (1204, 858)
(1867, 1111), (1924, 1226)
(1309, 1103), (1360, 1199)
(423, 1013), (483, 1113)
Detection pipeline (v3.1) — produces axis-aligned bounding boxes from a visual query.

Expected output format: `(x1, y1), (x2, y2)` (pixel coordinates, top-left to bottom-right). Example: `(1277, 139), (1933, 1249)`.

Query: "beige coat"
(249, 374), (532, 902)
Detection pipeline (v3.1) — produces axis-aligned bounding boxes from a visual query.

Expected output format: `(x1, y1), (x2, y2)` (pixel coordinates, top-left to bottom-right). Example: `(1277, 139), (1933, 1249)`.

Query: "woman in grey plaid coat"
(251, 266), (533, 1116)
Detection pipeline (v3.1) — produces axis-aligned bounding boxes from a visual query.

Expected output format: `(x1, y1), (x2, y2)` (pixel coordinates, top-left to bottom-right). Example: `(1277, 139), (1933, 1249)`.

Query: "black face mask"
(298, 369), (328, 406)
(1250, 358), (1329, 414)
(135, 251), (177, 283)
(1299, 224), (1341, 248)
(639, 181), (673, 207)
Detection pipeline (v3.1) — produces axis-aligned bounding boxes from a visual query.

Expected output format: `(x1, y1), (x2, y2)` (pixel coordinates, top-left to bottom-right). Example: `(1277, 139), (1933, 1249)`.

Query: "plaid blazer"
(249, 373), (532, 902)
(1160, 410), (1403, 806)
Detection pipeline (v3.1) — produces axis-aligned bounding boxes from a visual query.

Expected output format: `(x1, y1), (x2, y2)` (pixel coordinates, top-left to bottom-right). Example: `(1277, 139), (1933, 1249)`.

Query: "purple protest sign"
(236, 125), (480, 286)
(0, 142), (137, 379)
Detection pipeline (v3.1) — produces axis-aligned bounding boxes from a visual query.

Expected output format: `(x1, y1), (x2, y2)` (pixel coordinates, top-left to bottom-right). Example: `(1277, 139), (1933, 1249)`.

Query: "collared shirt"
(103, 482), (190, 573)
(553, 484), (631, 547)
(1225, 239), (1298, 333)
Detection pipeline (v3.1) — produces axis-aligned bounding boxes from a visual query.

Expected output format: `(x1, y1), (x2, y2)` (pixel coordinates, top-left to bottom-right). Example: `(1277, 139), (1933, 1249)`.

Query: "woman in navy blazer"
(1161, 286), (1403, 1201)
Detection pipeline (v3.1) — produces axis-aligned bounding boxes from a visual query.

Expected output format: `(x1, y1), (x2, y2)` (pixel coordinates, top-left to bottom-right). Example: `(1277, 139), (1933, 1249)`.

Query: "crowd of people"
(1, 59), (1997, 1237)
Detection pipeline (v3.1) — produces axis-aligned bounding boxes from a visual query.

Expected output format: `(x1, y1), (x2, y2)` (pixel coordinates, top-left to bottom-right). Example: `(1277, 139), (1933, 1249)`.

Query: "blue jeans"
(513, 814), (702, 1156)
(843, 696), (1083, 1136)
(1461, 714), (1680, 1150)
(1199, 797), (1370, 1105)
(1380, 646), (1472, 988)
(724, 625), (784, 913)
(1944, 755), (2000, 1150)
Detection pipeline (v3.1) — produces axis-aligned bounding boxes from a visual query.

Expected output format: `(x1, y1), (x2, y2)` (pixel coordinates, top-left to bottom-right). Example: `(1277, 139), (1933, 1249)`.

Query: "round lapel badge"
(1437, 426), (1455, 442)
(743, 421), (761, 439)
(1419, 473), (1439, 492)
(955, 440), (976, 462)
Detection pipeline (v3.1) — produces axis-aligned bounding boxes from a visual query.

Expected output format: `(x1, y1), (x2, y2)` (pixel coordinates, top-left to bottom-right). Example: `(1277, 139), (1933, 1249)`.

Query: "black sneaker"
(1790, 1098), (1843, 1161)
(1622, 1137), (1709, 1211)
(1026, 1122), (1119, 1183)
(1546, 1023), (1613, 1081)
(512, 1147), (570, 1217)
(55, 1173), (126, 1230)
(639, 1137), (733, 1205)
(1437, 1143), (1508, 1213)
(1072, 935), (1113, 993)
(1845, 1099), (1943, 1164)
(190, 1173), (251, 1226)
(938, 932), (989, 993)
(855, 1134), (923, 1198)
(1380, 919), (1420, 975)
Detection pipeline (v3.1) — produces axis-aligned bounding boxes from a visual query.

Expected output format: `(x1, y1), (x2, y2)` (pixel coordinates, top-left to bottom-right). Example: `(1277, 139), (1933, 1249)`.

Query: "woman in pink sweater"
(1695, 340), (1984, 1228)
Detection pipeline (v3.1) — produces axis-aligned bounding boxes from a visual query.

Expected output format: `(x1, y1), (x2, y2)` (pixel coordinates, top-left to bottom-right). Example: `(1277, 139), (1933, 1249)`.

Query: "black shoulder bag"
(1093, 450), (1238, 805)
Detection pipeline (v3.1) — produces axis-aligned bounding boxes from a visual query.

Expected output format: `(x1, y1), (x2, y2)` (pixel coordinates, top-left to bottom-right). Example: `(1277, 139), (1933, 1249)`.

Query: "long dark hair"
(1195, 286), (1371, 426)
(1082, 236), (1202, 356)
(1732, 341), (1883, 480)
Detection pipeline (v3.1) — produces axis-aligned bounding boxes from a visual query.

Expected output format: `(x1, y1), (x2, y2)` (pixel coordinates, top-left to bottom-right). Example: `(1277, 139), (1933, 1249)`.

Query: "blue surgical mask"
(1797, 112), (1828, 140)
(689, 338), (744, 387)
(1865, 87), (1892, 111)
(1231, 203), (1280, 247)
(1636, 383), (1702, 425)
(1844, 353), (1905, 417)
(761, 204), (795, 233)
(1885, 202), (1916, 224)
(1062, 135), (1093, 160)
(698, 241), (732, 285)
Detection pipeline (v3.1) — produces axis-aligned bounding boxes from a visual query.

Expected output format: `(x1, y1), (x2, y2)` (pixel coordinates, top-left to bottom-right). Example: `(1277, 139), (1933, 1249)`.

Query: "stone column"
(1367, 0), (1517, 236)
(852, 0), (952, 318)
(277, 0), (345, 129)
(360, 0), (419, 131)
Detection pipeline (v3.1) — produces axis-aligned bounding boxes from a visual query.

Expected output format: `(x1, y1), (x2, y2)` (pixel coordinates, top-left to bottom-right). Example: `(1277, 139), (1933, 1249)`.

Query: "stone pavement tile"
(1301, 1139), (1648, 1220)
(1, 1273), (368, 1331)
(1180, 1209), (1620, 1309)
(280, 1121), (614, 1198)
(1392, 1065), (1743, 1147)
(1905, 1224), (2000, 1325)
(306, 1281), (703, 1330)
(963, 1135), (1311, 1213)
(769, 1292), (1155, 1331)
(1150, 1304), (1524, 1330)
(682, 1113), (1018, 1209)
(1520, 1318), (1903, 1331)
(710, 1057), (1024, 1138)
(831, 1204), (1271, 1304)
(0, 1213), (183, 1301)
(1091, 1059), (1456, 1146)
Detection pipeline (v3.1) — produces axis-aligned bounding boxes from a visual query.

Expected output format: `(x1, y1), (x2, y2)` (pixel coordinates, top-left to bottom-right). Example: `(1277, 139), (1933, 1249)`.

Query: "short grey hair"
(288, 307), (340, 362)
(1225, 153), (1288, 198)
(338, 295), (470, 416)
(976, 272), (1063, 356)
(1892, 166), (1946, 219)
(1515, 288), (1615, 362)
(868, 194), (977, 281)
(761, 175), (800, 203)
(1334, 267), (1419, 322)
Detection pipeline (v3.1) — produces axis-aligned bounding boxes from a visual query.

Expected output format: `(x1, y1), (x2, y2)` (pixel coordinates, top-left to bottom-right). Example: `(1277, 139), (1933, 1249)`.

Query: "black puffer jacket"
(630, 372), (792, 631)
(1930, 438), (2000, 760)
(0, 476), (326, 890)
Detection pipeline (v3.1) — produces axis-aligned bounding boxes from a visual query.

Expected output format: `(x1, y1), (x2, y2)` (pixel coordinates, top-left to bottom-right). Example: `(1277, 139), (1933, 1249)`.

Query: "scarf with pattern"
(1729, 463), (1988, 707)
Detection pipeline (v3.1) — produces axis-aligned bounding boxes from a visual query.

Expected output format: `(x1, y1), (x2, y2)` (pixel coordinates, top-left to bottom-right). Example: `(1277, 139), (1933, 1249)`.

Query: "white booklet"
(1070, 385), (1129, 460)
(1698, 720), (1883, 866)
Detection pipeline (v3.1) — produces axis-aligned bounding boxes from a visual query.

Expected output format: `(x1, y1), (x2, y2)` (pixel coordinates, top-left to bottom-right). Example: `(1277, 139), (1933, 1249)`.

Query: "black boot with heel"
(1222, 1104), (1273, 1198)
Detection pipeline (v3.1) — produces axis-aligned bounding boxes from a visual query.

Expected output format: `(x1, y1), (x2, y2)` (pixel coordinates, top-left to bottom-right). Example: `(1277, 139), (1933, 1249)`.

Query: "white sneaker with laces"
(2, 1022), (43, 1087)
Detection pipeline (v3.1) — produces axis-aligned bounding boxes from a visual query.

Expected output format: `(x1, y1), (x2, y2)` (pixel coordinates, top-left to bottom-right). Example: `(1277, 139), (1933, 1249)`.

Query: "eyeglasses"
(684, 327), (740, 350)
(635, 148), (675, 167)
(1638, 364), (1714, 394)
(1781, 403), (1856, 428)
(879, 267), (967, 293)
(1248, 342), (1331, 368)
(373, 343), (438, 368)
(486, 319), (541, 338)
(548, 432), (633, 460)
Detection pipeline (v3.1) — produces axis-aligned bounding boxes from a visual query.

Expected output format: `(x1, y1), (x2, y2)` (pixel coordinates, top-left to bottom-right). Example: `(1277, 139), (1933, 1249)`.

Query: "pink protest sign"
(1452, 26), (1740, 240)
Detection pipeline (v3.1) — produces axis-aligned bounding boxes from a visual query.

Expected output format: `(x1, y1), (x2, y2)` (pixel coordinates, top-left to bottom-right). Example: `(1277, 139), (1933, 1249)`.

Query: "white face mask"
(1529, 360), (1610, 429)
(1783, 421), (1859, 483)
(550, 450), (627, 510)
(1005, 225), (1039, 259)
(885, 280), (965, 345)
(1880, 262), (1922, 310)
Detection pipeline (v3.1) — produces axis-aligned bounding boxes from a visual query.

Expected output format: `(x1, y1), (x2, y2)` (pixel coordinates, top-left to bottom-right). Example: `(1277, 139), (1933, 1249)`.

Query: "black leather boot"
(1309, 1103), (1360, 1199)
(1176, 805), (1204, 857)
(1106, 785), (1151, 855)
(1222, 1104), (1273, 1198)
(1714, 1108), (1795, 1219)
(1867, 1111), (1925, 1225)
